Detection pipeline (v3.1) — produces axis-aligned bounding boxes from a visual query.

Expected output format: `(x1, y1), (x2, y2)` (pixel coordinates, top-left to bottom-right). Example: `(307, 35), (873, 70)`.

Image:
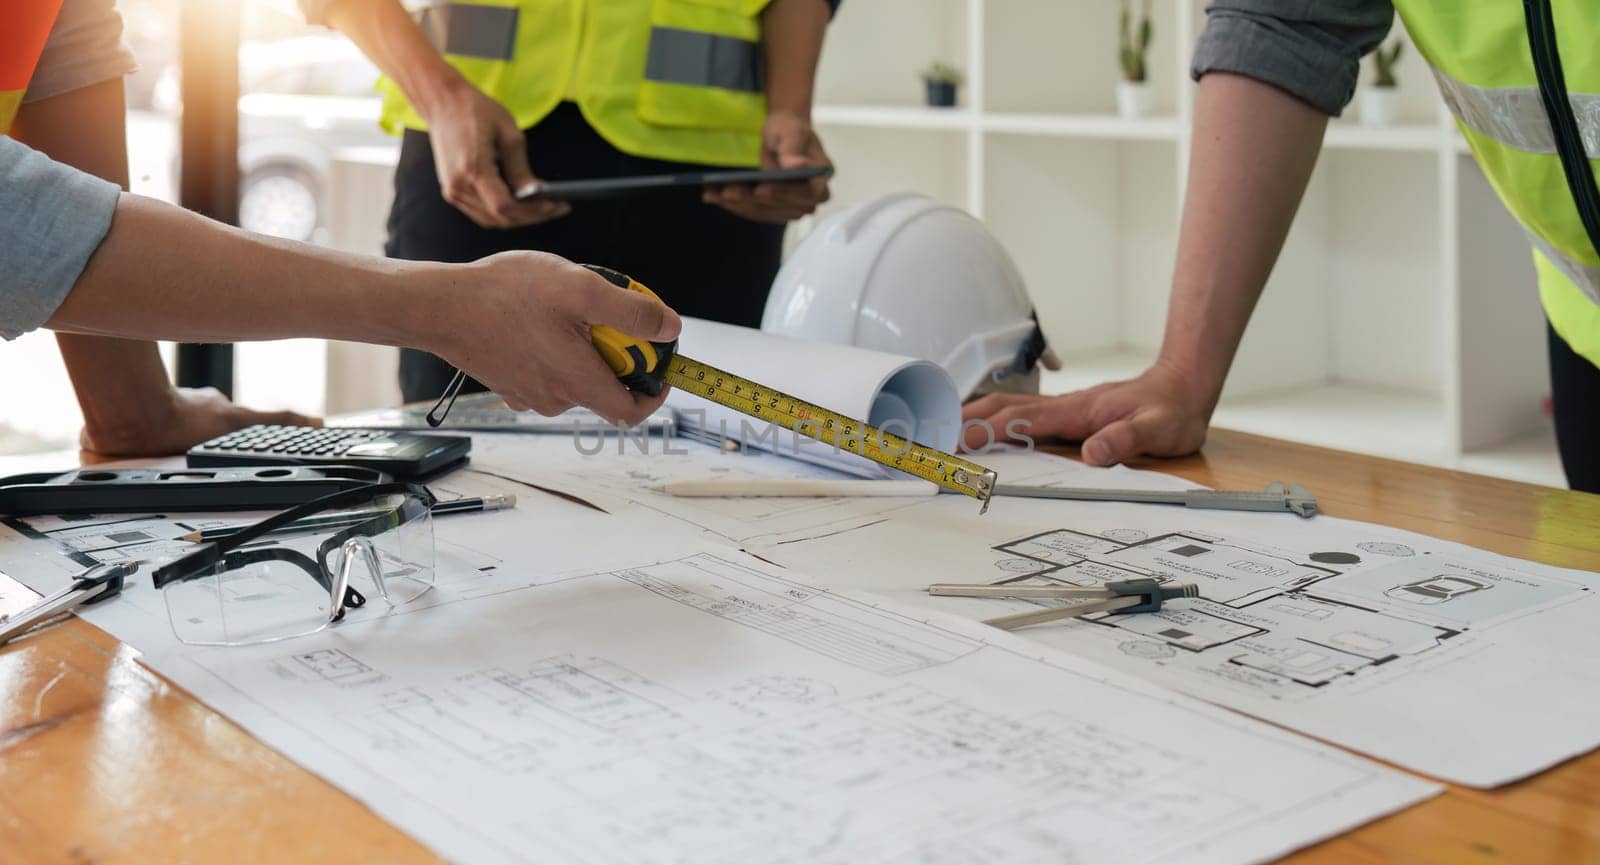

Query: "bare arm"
(964, 73), (1328, 464)
(13, 77), (313, 456)
(47, 193), (679, 425)
(1154, 72), (1328, 406)
(704, 0), (833, 222)
(319, 0), (565, 227)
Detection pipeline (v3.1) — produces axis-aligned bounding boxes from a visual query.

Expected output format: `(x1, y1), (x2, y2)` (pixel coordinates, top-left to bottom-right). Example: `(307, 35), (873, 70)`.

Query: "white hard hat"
(763, 193), (1049, 399)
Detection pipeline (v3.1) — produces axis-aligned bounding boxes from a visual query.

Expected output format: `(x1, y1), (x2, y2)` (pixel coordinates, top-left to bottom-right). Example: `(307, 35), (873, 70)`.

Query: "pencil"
(651, 479), (939, 498)
(179, 494), (517, 543)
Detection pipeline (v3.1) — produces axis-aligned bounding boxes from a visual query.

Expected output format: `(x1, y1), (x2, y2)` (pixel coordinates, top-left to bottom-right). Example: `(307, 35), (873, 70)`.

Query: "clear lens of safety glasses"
(322, 493), (435, 606)
(154, 485), (437, 647)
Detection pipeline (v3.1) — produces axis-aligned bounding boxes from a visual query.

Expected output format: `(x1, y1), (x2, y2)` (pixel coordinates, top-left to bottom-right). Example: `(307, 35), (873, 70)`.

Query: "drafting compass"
(928, 578), (1199, 631)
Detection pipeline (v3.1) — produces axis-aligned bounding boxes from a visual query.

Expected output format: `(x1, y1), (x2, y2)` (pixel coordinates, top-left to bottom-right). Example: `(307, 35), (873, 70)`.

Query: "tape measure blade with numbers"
(583, 266), (998, 512)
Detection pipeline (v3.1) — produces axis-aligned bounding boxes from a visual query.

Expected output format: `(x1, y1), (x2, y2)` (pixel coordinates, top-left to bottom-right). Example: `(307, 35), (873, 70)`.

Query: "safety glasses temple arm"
(315, 486), (436, 568)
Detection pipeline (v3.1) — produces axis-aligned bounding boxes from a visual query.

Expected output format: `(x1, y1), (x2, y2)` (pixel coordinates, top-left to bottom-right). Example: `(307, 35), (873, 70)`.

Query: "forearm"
(761, 0), (829, 117)
(10, 77), (189, 440)
(321, 0), (466, 121)
(1157, 72), (1328, 408)
(47, 193), (460, 353)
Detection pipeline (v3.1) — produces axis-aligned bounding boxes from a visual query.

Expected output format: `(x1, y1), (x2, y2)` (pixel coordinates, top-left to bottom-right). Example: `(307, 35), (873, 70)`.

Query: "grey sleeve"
(1191, 0), (1396, 117)
(0, 136), (121, 341)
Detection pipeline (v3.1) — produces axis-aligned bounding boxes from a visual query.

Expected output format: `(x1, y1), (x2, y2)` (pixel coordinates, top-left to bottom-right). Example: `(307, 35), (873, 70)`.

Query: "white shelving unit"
(806, 0), (1563, 487)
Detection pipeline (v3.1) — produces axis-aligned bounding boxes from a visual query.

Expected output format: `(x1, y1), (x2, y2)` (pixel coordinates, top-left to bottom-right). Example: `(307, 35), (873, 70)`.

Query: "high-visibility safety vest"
(1396, 0), (1600, 367)
(1, 0), (65, 134)
(377, 0), (773, 168)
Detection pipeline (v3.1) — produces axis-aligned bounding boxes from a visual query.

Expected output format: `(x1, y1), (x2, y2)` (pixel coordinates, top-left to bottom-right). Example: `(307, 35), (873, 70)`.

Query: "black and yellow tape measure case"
(584, 266), (679, 398)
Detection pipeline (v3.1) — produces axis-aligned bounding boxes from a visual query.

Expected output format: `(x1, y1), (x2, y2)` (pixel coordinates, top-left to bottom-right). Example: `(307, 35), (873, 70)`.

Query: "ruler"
(993, 481), (1318, 517)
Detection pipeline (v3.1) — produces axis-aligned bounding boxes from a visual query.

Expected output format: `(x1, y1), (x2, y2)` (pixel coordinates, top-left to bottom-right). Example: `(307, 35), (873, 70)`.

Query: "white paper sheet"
(0, 455), (1446, 863)
(466, 431), (951, 546)
(335, 393), (678, 434)
(123, 525), (1431, 865)
(744, 450), (1600, 788)
(666, 318), (962, 478)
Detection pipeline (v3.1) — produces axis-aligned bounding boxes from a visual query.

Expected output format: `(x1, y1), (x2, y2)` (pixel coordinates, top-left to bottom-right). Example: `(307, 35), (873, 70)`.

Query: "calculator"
(187, 425), (471, 480)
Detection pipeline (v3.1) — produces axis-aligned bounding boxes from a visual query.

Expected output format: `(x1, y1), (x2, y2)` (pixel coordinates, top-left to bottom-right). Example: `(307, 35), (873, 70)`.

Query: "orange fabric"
(1, 0), (65, 90)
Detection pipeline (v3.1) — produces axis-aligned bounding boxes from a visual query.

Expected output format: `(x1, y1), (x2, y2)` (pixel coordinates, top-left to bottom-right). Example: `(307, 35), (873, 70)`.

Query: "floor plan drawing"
(285, 648), (388, 687)
(984, 527), (1588, 694)
(752, 494), (1600, 786)
(137, 545), (1431, 865)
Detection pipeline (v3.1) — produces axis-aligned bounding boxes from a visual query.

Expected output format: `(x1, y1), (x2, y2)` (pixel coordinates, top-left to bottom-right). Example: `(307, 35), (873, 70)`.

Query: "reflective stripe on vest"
(1431, 65), (1600, 158)
(418, 4), (519, 61)
(1395, 0), (1600, 367)
(645, 27), (763, 93)
(1529, 226), (1600, 306)
(0, 0), (66, 133)
(1431, 63), (1600, 308)
(382, 0), (771, 168)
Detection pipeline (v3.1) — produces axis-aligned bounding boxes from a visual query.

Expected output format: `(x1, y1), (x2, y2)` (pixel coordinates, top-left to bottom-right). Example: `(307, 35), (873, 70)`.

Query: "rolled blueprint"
(665, 318), (962, 478)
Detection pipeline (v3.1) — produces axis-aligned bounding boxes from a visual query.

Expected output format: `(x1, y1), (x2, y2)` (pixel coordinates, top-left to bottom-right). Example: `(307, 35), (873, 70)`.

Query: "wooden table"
(2, 429), (1598, 864)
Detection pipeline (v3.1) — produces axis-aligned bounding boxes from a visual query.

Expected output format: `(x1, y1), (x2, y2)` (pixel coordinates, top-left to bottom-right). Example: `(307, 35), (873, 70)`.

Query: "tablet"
(515, 165), (832, 201)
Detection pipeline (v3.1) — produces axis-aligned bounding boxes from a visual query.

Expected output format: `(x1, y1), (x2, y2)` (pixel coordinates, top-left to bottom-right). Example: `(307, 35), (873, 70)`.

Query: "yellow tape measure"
(586, 266), (998, 512)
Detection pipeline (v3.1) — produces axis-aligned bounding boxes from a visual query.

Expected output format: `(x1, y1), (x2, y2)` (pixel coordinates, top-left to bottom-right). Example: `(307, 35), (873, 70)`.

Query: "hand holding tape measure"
(427, 265), (999, 512)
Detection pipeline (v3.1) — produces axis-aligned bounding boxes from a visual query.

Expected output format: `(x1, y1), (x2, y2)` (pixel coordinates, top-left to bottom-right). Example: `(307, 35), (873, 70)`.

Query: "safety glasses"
(151, 482), (437, 646)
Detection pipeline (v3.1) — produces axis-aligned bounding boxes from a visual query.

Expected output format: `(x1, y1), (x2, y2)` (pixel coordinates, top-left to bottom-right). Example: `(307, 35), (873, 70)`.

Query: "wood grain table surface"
(2, 428), (1597, 865)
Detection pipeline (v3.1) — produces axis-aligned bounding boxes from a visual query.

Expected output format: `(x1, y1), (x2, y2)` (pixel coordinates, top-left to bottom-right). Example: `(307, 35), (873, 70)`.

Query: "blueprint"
(0, 480), (1434, 864)
(468, 433), (1168, 547)
(134, 543), (1432, 865)
(0, 562), (39, 620)
(748, 466), (1600, 787)
(467, 430), (941, 545)
(14, 442), (1590, 790)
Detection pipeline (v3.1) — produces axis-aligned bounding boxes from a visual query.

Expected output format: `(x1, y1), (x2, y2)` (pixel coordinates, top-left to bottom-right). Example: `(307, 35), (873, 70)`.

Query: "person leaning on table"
(964, 1), (1600, 494)
(306, 0), (838, 404)
(2, 1), (680, 431)
(8, 0), (321, 457)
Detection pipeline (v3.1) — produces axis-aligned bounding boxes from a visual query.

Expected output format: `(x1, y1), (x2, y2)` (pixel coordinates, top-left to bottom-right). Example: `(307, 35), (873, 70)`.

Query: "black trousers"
(1549, 322), (1600, 494)
(386, 102), (786, 403)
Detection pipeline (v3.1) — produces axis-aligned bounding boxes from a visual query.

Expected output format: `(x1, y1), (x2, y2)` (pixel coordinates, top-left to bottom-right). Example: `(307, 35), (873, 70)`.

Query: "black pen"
(179, 494), (517, 543)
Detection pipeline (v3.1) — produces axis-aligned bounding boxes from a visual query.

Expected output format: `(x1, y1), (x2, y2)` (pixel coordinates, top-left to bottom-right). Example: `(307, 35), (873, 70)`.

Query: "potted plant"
(1360, 40), (1403, 126)
(1117, 0), (1153, 119)
(921, 62), (964, 108)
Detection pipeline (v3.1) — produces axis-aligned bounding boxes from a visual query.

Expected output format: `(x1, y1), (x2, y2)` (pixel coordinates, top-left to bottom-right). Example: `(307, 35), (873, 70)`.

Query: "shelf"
(1040, 350), (1158, 396)
(814, 105), (1183, 141)
(816, 106), (1445, 149)
(983, 113), (1181, 141)
(813, 105), (975, 131)
(1211, 384), (1448, 466)
(1458, 427), (1566, 489)
(1323, 122), (1447, 152)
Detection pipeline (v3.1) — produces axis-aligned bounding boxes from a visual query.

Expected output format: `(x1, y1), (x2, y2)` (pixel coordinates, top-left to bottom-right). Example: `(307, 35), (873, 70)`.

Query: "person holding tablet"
(311, 0), (839, 403)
